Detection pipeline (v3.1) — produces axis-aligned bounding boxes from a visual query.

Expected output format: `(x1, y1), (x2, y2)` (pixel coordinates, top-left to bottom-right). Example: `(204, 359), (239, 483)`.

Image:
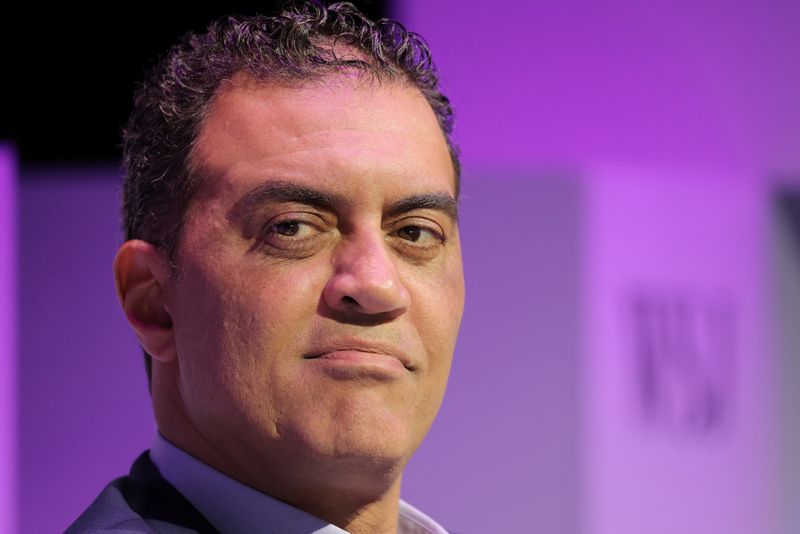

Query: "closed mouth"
(303, 340), (414, 371)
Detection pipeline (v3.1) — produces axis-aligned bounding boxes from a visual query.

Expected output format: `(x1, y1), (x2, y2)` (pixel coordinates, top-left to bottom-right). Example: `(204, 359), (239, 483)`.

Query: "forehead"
(189, 74), (455, 203)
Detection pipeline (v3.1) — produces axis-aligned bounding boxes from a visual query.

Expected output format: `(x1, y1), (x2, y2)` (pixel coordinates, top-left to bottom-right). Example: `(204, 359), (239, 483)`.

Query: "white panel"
(584, 167), (777, 534)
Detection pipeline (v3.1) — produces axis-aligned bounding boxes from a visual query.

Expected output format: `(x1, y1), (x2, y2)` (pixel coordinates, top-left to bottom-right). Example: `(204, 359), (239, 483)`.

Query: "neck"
(293, 480), (403, 534)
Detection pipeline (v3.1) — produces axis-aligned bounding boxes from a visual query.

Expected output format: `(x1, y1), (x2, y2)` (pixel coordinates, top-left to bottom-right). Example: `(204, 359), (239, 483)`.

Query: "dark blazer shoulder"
(66, 451), (218, 533)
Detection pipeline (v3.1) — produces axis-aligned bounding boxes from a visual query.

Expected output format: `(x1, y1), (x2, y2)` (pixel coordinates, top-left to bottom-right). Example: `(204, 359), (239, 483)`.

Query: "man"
(68, 2), (465, 534)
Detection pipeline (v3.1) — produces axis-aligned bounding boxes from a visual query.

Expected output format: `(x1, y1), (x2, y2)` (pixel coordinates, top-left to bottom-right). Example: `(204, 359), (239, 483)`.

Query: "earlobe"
(113, 240), (177, 363)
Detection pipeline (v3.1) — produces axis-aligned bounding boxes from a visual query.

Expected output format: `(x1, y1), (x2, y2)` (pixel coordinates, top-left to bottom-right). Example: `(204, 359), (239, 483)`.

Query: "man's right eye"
(272, 220), (302, 236)
(265, 219), (318, 240)
(258, 214), (331, 258)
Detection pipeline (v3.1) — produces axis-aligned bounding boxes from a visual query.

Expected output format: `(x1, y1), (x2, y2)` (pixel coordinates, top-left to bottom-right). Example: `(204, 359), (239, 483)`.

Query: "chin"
(296, 408), (421, 473)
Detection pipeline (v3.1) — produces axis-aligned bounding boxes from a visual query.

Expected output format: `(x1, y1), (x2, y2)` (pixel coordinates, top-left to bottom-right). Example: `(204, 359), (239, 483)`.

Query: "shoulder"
(65, 452), (218, 534)
(64, 476), (158, 533)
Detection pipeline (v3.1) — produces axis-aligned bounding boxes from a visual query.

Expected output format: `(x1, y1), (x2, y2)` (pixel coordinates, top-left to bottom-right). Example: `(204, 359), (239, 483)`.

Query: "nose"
(322, 230), (410, 318)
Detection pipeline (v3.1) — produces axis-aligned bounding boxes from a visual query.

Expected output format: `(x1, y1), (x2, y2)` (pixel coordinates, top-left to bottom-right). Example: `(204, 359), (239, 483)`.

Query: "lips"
(303, 339), (414, 371)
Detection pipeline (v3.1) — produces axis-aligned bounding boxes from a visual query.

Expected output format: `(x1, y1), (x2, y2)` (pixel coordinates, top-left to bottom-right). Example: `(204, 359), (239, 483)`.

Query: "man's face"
(162, 75), (464, 483)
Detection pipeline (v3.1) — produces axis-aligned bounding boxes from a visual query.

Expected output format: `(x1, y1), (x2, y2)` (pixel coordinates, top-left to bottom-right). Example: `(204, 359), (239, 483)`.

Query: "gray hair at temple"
(120, 1), (459, 387)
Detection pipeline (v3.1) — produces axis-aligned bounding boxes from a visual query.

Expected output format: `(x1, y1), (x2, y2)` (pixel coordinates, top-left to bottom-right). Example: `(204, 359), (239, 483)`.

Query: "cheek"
(178, 251), (324, 334)
(405, 253), (464, 382)
(171, 255), (327, 403)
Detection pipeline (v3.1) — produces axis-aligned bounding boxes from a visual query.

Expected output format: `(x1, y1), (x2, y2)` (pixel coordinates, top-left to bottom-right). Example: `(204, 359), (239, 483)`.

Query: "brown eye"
(260, 217), (326, 257)
(398, 226), (422, 242)
(394, 225), (443, 246)
(267, 219), (317, 239)
(273, 220), (301, 236)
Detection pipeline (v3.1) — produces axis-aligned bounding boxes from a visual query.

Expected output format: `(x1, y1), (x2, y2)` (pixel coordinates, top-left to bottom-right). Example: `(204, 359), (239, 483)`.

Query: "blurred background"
(2, 0), (800, 532)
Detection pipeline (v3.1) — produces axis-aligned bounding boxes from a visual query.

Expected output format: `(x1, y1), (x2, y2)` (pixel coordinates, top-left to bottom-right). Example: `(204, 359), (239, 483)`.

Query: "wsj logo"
(629, 290), (736, 435)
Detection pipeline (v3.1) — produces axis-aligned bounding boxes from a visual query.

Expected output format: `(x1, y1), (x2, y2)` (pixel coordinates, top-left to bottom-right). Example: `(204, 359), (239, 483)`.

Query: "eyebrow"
(384, 192), (459, 222)
(231, 180), (459, 223)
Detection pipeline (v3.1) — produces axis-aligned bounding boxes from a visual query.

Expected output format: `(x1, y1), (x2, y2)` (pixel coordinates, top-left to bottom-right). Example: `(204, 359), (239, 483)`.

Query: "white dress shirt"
(150, 433), (449, 534)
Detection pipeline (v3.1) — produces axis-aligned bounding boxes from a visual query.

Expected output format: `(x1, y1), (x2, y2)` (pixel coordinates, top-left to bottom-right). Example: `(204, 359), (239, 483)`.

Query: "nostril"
(342, 296), (358, 306)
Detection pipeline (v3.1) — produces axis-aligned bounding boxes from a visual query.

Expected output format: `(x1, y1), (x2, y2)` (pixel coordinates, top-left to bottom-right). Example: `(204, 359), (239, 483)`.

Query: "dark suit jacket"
(66, 452), (218, 533)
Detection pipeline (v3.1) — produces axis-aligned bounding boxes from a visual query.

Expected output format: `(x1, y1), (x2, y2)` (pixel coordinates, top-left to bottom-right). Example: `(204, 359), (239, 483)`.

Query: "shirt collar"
(149, 433), (449, 534)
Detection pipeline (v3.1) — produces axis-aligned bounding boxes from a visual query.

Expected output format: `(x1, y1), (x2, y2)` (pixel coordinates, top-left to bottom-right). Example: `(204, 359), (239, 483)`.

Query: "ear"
(113, 240), (176, 363)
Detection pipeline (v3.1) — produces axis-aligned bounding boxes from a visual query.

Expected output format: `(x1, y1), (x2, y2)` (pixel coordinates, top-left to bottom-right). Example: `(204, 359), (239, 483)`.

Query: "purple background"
(9, 1), (800, 533)
(1, 145), (17, 534)
(18, 169), (153, 533)
(399, 0), (800, 171)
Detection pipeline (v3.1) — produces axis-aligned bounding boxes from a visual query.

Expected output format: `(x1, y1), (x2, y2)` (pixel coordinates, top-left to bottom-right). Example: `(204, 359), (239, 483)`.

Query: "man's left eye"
(394, 225), (441, 245)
